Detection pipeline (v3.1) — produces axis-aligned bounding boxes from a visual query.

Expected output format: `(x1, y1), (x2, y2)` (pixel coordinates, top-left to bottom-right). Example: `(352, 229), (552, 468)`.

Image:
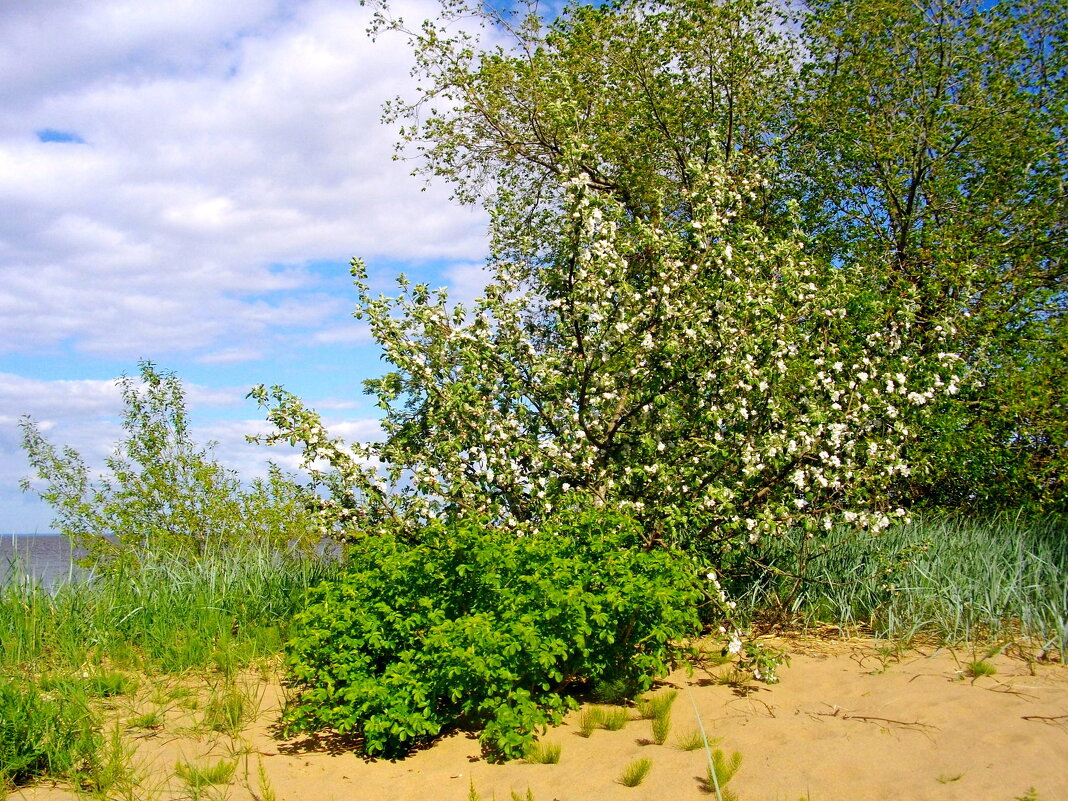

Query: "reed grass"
(733, 514), (1068, 657)
(0, 541), (341, 676)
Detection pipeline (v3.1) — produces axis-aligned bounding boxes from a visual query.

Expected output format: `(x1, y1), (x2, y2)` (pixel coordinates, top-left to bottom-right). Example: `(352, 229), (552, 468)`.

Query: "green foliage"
(796, 0), (1068, 513)
(20, 361), (321, 571)
(0, 677), (100, 790)
(281, 509), (702, 761)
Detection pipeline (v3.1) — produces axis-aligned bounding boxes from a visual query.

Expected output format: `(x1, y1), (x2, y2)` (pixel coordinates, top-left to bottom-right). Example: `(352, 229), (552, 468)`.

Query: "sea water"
(0, 534), (83, 589)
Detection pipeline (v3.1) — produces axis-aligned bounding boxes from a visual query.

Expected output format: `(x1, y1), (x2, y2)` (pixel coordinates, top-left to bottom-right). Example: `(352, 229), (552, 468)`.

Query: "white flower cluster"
(254, 163), (960, 552)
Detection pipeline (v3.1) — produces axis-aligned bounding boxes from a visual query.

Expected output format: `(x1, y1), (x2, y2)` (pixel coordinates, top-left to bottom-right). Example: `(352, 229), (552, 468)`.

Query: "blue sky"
(0, 0), (493, 532)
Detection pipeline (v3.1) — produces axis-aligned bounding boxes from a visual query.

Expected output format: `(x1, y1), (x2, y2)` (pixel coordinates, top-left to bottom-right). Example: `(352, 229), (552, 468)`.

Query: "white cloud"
(0, 0), (505, 531)
(312, 321), (372, 345)
(442, 261), (493, 308)
(0, 0), (488, 361)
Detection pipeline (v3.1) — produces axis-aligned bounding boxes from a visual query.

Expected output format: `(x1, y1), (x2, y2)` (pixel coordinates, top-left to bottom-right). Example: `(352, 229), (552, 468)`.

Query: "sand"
(12, 637), (1067, 801)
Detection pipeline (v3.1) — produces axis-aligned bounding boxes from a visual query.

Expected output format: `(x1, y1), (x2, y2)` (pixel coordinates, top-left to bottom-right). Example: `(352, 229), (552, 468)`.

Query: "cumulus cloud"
(0, 0), (488, 361)
(0, 0), (502, 530)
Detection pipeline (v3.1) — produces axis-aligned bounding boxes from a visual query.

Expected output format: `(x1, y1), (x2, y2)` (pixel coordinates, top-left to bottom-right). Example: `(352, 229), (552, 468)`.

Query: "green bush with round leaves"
(281, 507), (702, 760)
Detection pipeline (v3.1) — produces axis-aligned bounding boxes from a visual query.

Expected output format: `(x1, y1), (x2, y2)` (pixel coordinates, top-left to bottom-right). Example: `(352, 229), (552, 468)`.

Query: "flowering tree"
(361, 0), (1067, 514)
(253, 160), (959, 553)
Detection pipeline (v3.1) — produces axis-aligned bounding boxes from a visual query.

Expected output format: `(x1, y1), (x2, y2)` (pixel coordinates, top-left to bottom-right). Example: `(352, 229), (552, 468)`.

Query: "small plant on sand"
(966, 660), (997, 679)
(578, 707), (603, 737)
(84, 722), (147, 801)
(637, 690), (677, 744)
(175, 758), (236, 791)
(87, 671), (139, 699)
(675, 728), (712, 751)
(511, 789), (536, 801)
(620, 757), (652, 787)
(203, 684), (252, 736)
(127, 709), (166, 732)
(524, 741), (561, 764)
(251, 756), (277, 801)
(705, 749), (743, 800)
(600, 706), (629, 731)
(686, 688), (742, 801)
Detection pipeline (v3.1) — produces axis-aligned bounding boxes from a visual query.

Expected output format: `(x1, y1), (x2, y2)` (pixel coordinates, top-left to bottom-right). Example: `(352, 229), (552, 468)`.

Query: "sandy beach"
(12, 636), (1067, 801)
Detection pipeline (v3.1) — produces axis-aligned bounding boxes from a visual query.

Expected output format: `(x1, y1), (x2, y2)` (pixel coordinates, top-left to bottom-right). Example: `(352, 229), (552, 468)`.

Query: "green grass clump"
(87, 671), (138, 698)
(674, 728), (709, 751)
(966, 659), (997, 678)
(524, 741), (561, 764)
(126, 709), (165, 731)
(577, 707), (602, 737)
(707, 749), (743, 800)
(175, 758), (236, 789)
(637, 690), (677, 744)
(0, 677), (100, 790)
(619, 757), (652, 787)
(203, 685), (252, 736)
(600, 706), (629, 731)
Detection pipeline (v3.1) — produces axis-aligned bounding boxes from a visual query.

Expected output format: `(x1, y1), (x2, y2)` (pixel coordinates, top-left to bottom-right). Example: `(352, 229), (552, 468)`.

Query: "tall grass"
(0, 541), (342, 675)
(1, 540), (341, 792)
(734, 514), (1068, 657)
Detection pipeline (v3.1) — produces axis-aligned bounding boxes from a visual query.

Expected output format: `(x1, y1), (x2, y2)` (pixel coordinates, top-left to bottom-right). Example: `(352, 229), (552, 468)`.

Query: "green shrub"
(282, 509), (702, 761)
(0, 678), (100, 789)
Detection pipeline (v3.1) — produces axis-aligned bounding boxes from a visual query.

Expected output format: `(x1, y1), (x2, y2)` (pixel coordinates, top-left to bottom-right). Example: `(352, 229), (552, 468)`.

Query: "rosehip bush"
(281, 508), (702, 760)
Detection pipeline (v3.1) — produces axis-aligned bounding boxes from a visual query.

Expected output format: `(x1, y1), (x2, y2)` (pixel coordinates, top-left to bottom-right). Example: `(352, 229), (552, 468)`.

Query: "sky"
(0, 0), (496, 532)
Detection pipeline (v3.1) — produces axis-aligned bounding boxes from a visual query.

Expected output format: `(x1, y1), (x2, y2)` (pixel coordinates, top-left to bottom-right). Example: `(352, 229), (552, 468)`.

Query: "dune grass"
(0, 543), (340, 676)
(0, 542), (340, 793)
(2, 514), (1066, 793)
(733, 513), (1068, 657)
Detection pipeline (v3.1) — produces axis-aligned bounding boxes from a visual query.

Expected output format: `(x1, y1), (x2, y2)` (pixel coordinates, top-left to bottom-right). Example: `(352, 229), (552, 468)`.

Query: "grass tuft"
(619, 757), (652, 787)
(524, 741), (561, 764)
(175, 757), (236, 789)
(600, 706), (629, 731)
(577, 707), (602, 737)
(966, 660), (997, 679)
